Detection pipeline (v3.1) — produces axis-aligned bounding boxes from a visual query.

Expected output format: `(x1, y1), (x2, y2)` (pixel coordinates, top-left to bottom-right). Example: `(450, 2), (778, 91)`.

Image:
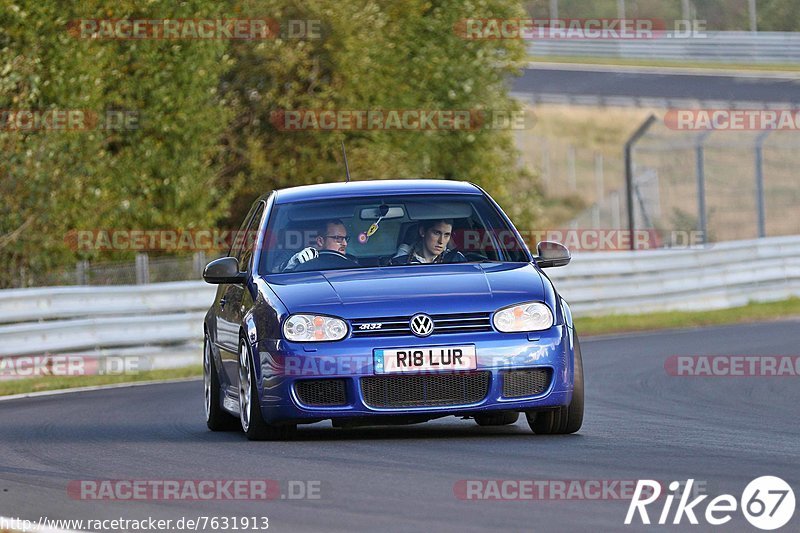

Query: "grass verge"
(575, 297), (800, 337)
(0, 365), (202, 397)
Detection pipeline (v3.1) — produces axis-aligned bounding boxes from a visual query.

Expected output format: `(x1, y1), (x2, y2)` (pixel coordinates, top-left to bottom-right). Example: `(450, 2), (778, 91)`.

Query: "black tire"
(527, 332), (584, 435)
(204, 335), (239, 431)
(474, 411), (519, 426)
(238, 339), (297, 441)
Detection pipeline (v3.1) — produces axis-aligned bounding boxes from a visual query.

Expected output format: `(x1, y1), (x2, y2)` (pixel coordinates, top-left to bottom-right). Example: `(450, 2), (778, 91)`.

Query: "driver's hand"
(296, 247), (318, 264)
(284, 247), (318, 270)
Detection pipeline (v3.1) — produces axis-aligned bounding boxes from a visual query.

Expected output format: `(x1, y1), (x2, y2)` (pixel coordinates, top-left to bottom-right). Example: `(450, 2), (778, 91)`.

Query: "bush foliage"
(0, 0), (535, 287)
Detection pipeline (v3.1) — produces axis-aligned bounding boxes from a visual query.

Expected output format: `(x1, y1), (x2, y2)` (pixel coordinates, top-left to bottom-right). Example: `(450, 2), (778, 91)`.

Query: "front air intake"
(295, 379), (348, 406)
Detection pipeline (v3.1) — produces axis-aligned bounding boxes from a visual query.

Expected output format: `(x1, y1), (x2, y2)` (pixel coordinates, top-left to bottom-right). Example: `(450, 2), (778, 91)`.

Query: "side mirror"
(535, 241), (571, 268)
(203, 257), (247, 284)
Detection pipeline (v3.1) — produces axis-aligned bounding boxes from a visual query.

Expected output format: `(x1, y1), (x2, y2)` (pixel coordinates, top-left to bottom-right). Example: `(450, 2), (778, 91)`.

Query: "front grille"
(360, 371), (490, 408)
(350, 312), (492, 338)
(502, 369), (551, 398)
(295, 379), (347, 406)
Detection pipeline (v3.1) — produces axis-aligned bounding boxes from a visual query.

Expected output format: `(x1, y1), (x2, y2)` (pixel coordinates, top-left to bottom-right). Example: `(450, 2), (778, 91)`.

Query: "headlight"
(492, 302), (553, 332)
(283, 314), (348, 342)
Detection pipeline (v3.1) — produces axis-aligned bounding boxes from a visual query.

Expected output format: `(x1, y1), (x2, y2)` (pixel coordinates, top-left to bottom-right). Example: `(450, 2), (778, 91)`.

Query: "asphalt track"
(1, 320), (799, 532)
(514, 66), (800, 104)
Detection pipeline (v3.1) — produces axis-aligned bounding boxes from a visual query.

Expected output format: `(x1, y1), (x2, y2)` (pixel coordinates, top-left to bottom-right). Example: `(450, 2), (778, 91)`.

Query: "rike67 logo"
(626, 477), (795, 530)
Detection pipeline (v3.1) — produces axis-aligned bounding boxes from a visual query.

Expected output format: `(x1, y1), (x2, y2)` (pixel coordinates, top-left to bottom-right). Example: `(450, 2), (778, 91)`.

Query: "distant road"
(2, 321), (799, 531)
(513, 65), (800, 105)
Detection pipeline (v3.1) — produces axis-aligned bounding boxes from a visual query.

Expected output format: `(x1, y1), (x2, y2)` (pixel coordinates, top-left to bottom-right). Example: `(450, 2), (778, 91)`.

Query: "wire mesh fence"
(533, 137), (626, 206)
(632, 122), (800, 242)
(31, 253), (218, 288)
(524, 114), (800, 246)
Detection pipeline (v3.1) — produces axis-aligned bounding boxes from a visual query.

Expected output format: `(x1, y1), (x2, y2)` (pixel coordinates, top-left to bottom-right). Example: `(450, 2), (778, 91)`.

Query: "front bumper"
(252, 325), (575, 424)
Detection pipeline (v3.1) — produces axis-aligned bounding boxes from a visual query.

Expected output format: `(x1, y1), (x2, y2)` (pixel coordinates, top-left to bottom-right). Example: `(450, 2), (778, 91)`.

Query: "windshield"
(259, 193), (530, 274)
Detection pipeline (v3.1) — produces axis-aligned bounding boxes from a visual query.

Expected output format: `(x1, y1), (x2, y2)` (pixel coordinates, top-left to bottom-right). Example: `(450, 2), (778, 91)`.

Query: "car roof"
(272, 179), (482, 204)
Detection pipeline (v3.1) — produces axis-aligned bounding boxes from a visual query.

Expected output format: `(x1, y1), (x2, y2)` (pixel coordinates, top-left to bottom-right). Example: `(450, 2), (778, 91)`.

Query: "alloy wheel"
(238, 343), (251, 432)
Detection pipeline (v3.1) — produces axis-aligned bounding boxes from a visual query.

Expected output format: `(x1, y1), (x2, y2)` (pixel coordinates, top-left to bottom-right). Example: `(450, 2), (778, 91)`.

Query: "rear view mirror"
(203, 257), (247, 284)
(535, 241), (571, 268)
(360, 205), (405, 219)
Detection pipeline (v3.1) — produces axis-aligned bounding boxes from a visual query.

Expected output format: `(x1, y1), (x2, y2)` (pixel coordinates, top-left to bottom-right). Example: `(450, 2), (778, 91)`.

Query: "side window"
(236, 203), (265, 272)
(229, 203), (258, 259)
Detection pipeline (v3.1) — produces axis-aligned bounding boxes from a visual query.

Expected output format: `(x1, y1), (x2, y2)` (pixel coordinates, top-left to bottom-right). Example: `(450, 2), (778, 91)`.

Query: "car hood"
(264, 263), (545, 317)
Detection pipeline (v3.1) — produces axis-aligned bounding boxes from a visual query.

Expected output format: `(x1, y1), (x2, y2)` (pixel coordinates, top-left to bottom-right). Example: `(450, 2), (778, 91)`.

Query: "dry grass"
(514, 104), (800, 238)
(577, 298), (800, 336)
(521, 105), (657, 151)
(514, 104), (656, 226)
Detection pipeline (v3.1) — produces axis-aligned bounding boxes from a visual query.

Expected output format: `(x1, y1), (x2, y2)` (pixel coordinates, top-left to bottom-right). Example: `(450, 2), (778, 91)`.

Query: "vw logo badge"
(409, 313), (434, 337)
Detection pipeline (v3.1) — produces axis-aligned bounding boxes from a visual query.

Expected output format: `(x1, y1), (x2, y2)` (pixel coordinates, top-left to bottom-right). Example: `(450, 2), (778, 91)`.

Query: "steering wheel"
(463, 251), (489, 262)
(291, 249), (359, 272)
(441, 248), (468, 264)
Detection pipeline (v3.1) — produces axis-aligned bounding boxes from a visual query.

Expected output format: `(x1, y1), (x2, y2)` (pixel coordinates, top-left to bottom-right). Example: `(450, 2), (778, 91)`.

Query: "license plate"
(374, 345), (476, 374)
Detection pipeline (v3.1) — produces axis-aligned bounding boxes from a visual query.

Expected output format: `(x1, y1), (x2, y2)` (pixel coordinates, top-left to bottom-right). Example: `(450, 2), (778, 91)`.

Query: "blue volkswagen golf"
(203, 179), (582, 440)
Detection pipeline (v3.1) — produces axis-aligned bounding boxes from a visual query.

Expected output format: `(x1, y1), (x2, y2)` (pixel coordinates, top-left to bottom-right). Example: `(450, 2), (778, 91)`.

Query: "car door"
(216, 202), (265, 384)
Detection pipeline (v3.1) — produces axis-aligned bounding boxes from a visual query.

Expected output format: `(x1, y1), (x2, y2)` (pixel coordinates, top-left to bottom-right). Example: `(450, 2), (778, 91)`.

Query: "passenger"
(283, 219), (350, 271)
(391, 219), (466, 265)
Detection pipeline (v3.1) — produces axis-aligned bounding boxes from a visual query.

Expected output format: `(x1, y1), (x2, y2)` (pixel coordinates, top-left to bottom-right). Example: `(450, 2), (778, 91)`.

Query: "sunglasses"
(324, 235), (350, 243)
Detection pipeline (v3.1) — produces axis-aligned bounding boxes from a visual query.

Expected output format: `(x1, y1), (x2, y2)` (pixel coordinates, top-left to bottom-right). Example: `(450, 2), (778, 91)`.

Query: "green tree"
(1, 0), (541, 287)
(758, 0), (800, 31)
(0, 0), (233, 287)
(219, 0), (540, 226)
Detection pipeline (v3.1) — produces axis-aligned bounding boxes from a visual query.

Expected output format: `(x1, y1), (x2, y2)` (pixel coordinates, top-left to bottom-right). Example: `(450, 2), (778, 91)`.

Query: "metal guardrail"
(0, 313), (207, 357)
(0, 235), (798, 357)
(0, 282), (215, 324)
(0, 281), (216, 357)
(549, 235), (800, 315)
(528, 31), (800, 63)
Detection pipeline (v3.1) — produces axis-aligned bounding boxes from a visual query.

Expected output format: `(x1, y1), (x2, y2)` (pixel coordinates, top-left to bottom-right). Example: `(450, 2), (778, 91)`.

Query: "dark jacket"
(390, 242), (467, 265)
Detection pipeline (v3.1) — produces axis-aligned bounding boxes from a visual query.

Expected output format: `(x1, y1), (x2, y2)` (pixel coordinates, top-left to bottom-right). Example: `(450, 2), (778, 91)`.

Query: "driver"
(283, 219), (350, 271)
(391, 219), (466, 265)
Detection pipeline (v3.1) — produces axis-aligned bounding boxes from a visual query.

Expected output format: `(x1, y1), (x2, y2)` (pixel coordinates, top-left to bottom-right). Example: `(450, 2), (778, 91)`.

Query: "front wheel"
(527, 332), (584, 435)
(238, 339), (296, 441)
